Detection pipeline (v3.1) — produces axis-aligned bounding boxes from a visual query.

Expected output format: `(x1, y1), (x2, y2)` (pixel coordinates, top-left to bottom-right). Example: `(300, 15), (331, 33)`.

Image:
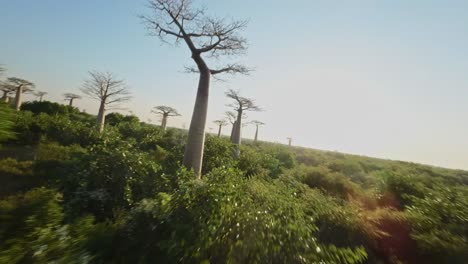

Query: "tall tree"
(142, 0), (250, 177)
(63, 93), (82, 106)
(35, 91), (47, 102)
(287, 137), (292, 147)
(80, 71), (131, 133)
(226, 89), (261, 158)
(151, 105), (181, 131)
(213, 119), (228, 137)
(250, 120), (265, 143)
(6, 77), (35, 111)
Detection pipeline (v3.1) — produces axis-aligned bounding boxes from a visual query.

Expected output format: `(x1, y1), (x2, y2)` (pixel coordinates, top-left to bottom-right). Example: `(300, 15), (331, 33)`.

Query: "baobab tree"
(250, 120), (265, 143)
(6, 77), (35, 111)
(287, 137), (292, 147)
(63, 93), (81, 106)
(226, 89), (261, 158)
(1, 84), (15, 103)
(142, 0), (250, 177)
(35, 91), (47, 102)
(80, 71), (131, 133)
(225, 111), (237, 141)
(213, 119), (228, 137)
(151, 105), (181, 131)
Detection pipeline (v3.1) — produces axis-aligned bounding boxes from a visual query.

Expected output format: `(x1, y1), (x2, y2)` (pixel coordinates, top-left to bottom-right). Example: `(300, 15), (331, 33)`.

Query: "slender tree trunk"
(217, 124), (222, 137)
(69, 98), (74, 106)
(14, 86), (23, 111)
(232, 109), (243, 158)
(254, 125), (259, 143)
(96, 102), (106, 133)
(161, 114), (168, 131)
(183, 69), (210, 178)
(39, 95), (43, 102)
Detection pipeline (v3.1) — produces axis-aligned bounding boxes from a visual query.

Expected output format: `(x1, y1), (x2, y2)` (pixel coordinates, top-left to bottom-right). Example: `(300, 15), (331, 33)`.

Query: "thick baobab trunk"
(161, 114), (168, 131)
(230, 121), (237, 141)
(232, 110), (243, 158)
(69, 98), (74, 106)
(254, 125), (259, 143)
(217, 124), (222, 137)
(96, 102), (106, 133)
(183, 69), (210, 178)
(14, 86), (23, 111)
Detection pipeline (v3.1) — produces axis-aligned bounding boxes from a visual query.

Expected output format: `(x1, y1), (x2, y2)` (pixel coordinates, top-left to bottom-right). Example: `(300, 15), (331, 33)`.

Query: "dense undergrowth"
(0, 101), (467, 263)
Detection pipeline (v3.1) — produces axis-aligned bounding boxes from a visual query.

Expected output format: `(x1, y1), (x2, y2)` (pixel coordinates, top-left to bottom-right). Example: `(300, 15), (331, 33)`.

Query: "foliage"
(120, 168), (367, 263)
(406, 186), (468, 263)
(0, 188), (94, 263)
(0, 109), (467, 263)
(21, 101), (80, 116)
(0, 103), (15, 142)
(62, 135), (166, 220)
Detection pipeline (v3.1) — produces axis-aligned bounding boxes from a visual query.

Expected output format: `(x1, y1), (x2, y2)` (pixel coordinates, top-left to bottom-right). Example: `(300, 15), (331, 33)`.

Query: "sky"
(1, 0), (467, 170)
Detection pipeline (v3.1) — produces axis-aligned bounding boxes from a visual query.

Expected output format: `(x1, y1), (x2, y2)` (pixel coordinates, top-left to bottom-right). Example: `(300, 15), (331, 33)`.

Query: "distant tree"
(287, 137), (292, 147)
(226, 89), (261, 158)
(63, 93), (81, 106)
(142, 0), (250, 177)
(6, 77), (35, 111)
(213, 119), (228, 137)
(151, 106), (181, 131)
(34, 91), (47, 102)
(250, 120), (265, 143)
(80, 71), (131, 133)
(0, 83), (15, 103)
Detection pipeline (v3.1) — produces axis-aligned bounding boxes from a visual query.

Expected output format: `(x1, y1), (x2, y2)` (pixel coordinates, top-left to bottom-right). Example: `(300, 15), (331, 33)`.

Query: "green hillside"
(0, 101), (467, 263)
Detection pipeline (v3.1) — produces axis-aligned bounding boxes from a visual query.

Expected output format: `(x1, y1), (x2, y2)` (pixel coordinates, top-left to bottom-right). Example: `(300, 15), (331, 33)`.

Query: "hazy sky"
(1, 0), (467, 170)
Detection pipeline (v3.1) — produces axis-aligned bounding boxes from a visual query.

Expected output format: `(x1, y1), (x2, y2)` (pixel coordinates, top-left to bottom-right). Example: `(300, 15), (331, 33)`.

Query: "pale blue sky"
(1, 0), (467, 170)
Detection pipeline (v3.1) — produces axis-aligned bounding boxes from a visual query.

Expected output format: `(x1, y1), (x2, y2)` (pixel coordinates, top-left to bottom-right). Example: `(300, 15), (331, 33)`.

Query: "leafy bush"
(62, 135), (166, 220)
(119, 168), (368, 263)
(405, 186), (468, 263)
(0, 103), (16, 142)
(21, 101), (80, 116)
(0, 188), (94, 263)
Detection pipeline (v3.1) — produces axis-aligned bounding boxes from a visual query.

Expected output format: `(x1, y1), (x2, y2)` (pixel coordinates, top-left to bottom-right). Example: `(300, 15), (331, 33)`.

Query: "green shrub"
(0, 188), (94, 263)
(119, 168), (368, 263)
(405, 186), (468, 263)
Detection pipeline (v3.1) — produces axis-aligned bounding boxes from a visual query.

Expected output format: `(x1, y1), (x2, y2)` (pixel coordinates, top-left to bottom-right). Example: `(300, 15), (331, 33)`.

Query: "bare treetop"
(226, 89), (261, 112)
(142, 0), (250, 75)
(213, 119), (228, 126)
(35, 91), (47, 97)
(0, 82), (16, 93)
(6, 77), (35, 92)
(250, 120), (265, 126)
(80, 71), (131, 108)
(152, 105), (181, 116)
(63, 93), (82, 100)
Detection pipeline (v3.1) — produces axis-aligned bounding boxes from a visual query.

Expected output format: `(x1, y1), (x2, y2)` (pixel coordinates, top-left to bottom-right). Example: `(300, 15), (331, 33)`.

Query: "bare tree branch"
(142, 0), (249, 75)
(225, 89), (262, 112)
(151, 105), (181, 116)
(63, 93), (82, 100)
(80, 71), (131, 107)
